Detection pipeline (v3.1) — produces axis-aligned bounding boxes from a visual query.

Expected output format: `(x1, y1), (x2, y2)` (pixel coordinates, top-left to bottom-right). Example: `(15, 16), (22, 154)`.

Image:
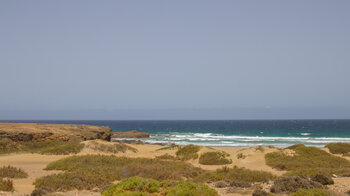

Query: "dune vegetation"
(175, 144), (201, 160)
(265, 144), (350, 176)
(102, 176), (218, 196)
(199, 151), (232, 165)
(86, 140), (138, 153)
(325, 142), (350, 155)
(0, 138), (84, 155)
(25, 140), (84, 155)
(0, 179), (13, 192)
(34, 154), (275, 192)
(34, 155), (203, 192)
(0, 165), (27, 192)
(0, 165), (28, 178)
(196, 166), (276, 183)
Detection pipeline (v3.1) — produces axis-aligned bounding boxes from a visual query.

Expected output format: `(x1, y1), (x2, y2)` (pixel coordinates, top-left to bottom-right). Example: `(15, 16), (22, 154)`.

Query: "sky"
(0, 1), (349, 120)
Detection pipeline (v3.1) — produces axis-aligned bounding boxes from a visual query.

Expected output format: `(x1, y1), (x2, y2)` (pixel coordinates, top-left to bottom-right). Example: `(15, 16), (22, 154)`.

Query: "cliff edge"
(0, 123), (112, 142)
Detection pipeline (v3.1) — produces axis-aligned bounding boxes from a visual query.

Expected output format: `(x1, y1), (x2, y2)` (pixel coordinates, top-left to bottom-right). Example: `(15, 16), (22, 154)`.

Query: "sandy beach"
(1, 140), (350, 196)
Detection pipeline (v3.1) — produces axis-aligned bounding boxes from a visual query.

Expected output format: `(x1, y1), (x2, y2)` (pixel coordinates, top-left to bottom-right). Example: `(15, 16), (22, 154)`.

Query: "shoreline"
(1, 140), (350, 195)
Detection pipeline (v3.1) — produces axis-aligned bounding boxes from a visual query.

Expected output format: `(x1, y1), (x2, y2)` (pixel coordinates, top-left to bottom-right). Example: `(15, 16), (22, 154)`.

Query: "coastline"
(1, 140), (350, 195)
(1, 122), (350, 195)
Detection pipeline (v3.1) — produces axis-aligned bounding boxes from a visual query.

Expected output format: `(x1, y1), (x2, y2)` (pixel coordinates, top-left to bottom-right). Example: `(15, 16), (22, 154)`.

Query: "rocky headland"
(0, 123), (112, 142)
(111, 130), (150, 138)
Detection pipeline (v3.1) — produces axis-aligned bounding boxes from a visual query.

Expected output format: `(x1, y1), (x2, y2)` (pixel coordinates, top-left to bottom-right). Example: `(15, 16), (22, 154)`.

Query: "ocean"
(2, 120), (350, 147)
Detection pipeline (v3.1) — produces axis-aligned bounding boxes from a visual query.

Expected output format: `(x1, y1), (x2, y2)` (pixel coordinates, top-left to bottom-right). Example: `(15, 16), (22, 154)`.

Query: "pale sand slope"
(1, 140), (350, 196)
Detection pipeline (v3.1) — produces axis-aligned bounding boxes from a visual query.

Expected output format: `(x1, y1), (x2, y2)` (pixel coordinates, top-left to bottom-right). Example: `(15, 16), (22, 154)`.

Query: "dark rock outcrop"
(0, 123), (112, 142)
(112, 130), (150, 138)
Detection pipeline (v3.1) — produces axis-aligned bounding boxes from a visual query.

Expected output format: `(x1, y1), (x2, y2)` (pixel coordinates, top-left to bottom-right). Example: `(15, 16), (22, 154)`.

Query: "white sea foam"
(113, 132), (350, 147)
(300, 133), (311, 136)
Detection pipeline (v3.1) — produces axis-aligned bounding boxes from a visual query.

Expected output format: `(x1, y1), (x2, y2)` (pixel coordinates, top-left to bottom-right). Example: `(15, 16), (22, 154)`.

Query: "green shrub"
(265, 144), (350, 176)
(35, 155), (204, 192)
(0, 178), (14, 192)
(87, 141), (138, 153)
(199, 151), (232, 165)
(165, 181), (218, 196)
(24, 140), (84, 155)
(176, 145), (200, 160)
(102, 176), (218, 196)
(325, 143), (350, 155)
(236, 153), (246, 159)
(0, 166), (28, 178)
(289, 189), (329, 196)
(102, 176), (162, 196)
(197, 166), (276, 183)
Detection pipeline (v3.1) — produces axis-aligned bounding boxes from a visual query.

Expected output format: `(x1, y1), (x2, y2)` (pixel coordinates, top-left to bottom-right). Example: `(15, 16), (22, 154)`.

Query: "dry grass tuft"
(34, 155), (204, 192)
(0, 166), (28, 178)
(197, 166), (276, 183)
(325, 143), (350, 155)
(270, 176), (323, 193)
(176, 144), (201, 160)
(265, 144), (350, 176)
(0, 178), (14, 192)
(24, 140), (85, 155)
(102, 176), (218, 196)
(0, 139), (84, 155)
(86, 140), (137, 153)
(236, 152), (246, 159)
(199, 151), (232, 165)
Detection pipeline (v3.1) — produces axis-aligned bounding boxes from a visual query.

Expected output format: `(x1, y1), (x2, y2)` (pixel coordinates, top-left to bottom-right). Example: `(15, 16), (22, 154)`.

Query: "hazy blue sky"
(1, 1), (349, 120)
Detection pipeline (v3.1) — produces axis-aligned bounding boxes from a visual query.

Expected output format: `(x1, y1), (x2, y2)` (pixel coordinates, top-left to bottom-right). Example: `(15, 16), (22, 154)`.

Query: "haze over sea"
(2, 120), (350, 147)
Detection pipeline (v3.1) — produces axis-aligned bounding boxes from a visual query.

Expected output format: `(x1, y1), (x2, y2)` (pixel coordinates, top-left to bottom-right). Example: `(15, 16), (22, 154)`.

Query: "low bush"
(102, 176), (218, 196)
(34, 155), (204, 192)
(0, 178), (14, 192)
(325, 143), (350, 155)
(311, 174), (334, 185)
(0, 166), (28, 178)
(265, 144), (350, 176)
(270, 176), (323, 194)
(236, 153), (246, 159)
(289, 188), (329, 196)
(166, 181), (218, 196)
(86, 141), (138, 153)
(176, 145), (200, 160)
(199, 151), (232, 165)
(34, 155), (276, 192)
(197, 166), (276, 183)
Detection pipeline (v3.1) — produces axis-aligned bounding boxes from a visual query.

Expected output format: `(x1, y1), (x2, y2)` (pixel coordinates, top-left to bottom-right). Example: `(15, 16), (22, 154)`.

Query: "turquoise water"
(2, 120), (350, 147)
